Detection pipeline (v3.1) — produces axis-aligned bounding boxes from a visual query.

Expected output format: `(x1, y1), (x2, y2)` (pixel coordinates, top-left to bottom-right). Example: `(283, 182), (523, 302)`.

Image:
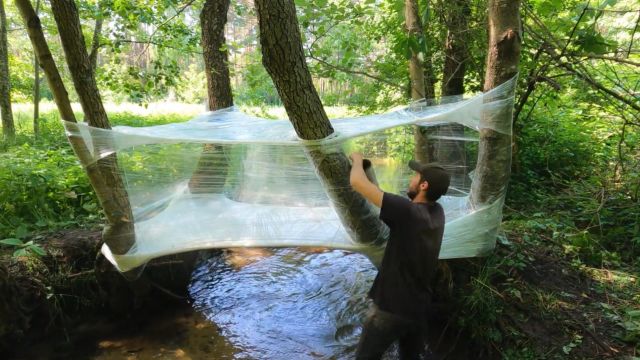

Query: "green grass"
(0, 102), (359, 241)
(0, 103), (201, 240)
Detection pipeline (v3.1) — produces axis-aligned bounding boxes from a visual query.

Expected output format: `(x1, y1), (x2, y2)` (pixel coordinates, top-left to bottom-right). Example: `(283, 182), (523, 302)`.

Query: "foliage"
(0, 108), (192, 239)
(0, 237), (46, 257)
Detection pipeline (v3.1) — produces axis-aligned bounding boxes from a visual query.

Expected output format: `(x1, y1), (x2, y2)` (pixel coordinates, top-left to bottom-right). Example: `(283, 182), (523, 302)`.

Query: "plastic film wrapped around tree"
(62, 77), (516, 272)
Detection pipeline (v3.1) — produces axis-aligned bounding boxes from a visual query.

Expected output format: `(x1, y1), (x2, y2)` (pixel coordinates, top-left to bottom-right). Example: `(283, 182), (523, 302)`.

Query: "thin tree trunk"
(435, 0), (471, 191)
(33, 0), (41, 138)
(189, 0), (234, 194)
(201, 0), (233, 110)
(88, 1), (103, 74)
(423, 56), (436, 100)
(404, 0), (435, 163)
(405, 0), (426, 99)
(470, 0), (521, 207)
(15, 0), (75, 123)
(441, 0), (470, 97)
(255, 0), (388, 247)
(0, 0), (14, 140)
(50, 0), (135, 255)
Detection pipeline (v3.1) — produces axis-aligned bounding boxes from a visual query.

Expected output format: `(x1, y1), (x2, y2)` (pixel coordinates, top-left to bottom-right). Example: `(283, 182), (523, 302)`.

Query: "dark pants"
(355, 305), (426, 360)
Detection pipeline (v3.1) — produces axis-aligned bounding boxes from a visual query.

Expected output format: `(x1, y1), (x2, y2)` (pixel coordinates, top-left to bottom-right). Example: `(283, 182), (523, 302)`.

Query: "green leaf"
(28, 245), (47, 257)
(0, 238), (24, 246)
(15, 225), (29, 239)
(626, 310), (640, 319)
(13, 248), (27, 257)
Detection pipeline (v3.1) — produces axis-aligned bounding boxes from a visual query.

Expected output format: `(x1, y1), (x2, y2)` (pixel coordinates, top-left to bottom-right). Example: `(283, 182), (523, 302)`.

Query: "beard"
(407, 189), (418, 200)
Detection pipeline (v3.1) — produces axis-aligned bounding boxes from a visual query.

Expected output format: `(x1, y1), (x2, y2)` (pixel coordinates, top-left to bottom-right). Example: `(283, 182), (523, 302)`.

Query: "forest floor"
(482, 217), (640, 359)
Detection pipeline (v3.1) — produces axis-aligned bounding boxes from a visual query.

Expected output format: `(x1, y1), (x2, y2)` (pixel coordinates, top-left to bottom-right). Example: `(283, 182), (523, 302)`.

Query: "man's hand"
(349, 152), (383, 208)
(349, 152), (364, 164)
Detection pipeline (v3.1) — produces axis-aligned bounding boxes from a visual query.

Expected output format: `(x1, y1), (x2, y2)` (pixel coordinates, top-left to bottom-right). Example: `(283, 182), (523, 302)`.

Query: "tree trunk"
(406, 0), (443, 166)
(50, 0), (134, 255)
(470, 0), (520, 207)
(405, 0), (425, 99)
(15, 0), (76, 123)
(201, 0), (233, 110)
(423, 56), (436, 100)
(88, 1), (103, 74)
(18, 0), (135, 254)
(434, 0), (471, 191)
(441, 0), (470, 97)
(33, 0), (40, 138)
(255, 0), (388, 247)
(0, 0), (14, 140)
(189, 0), (234, 194)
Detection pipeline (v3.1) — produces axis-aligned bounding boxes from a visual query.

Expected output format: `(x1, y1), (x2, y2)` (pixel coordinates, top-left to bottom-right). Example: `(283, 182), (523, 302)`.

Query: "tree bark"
(50, 0), (135, 255)
(411, 0), (436, 164)
(0, 0), (14, 140)
(405, 0), (426, 99)
(15, 0), (76, 123)
(189, 0), (234, 194)
(201, 0), (233, 110)
(88, 1), (103, 74)
(33, 0), (40, 138)
(470, 0), (521, 207)
(434, 0), (471, 191)
(441, 0), (470, 97)
(255, 0), (388, 246)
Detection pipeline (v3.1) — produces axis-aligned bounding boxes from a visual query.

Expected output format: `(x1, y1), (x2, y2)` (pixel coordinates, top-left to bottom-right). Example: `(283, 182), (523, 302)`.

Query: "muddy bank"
(0, 229), (202, 358)
(10, 303), (239, 360)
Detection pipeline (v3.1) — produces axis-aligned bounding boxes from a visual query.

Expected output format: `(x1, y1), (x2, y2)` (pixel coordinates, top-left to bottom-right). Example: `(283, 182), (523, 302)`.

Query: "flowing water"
(29, 249), (383, 359)
(189, 248), (379, 359)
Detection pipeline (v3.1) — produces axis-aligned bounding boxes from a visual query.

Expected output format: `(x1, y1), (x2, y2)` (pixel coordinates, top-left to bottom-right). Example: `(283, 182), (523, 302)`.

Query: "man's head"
(407, 160), (450, 202)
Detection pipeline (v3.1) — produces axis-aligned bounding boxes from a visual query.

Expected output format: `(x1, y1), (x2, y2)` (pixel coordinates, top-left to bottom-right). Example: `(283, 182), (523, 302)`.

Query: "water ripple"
(189, 249), (377, 359)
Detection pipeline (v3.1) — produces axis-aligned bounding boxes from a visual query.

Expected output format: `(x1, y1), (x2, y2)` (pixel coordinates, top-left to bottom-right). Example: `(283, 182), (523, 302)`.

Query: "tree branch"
(137, 0), (196, 60)
(573, 54), (640, 67)
(111, 39), (202, 54)
(306, 52), (403, 89)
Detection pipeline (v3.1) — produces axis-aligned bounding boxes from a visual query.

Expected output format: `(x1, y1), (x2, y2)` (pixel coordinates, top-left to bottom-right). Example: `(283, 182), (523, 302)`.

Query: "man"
(349, 152), (450, 360)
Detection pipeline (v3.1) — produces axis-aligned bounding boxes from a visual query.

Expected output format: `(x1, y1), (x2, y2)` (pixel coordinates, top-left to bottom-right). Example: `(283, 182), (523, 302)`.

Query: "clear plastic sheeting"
(64, 77), (516, 272)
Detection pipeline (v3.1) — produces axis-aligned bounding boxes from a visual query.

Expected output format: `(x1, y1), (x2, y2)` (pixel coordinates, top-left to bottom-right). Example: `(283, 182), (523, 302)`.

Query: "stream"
(78, 248), (385, 360)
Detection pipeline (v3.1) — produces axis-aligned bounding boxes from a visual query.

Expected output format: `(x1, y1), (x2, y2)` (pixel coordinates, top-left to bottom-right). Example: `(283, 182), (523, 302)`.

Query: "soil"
(492, 231), (638, 359)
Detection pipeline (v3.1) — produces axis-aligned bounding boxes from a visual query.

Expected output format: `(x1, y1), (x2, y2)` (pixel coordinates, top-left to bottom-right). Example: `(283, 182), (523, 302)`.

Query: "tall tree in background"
(49, 0), (135, 255)
(32, 0), (41, 138)
(407, 0), (434, 164)
(434, 0), (471, 190)
(405, 0), (426, 100)
(15, 0), (76, 123)
(189, 0), (233, 194)
(255, 0), (388, 247)
(88, 0), (103, 73)
(201, 0), (233, 110)
(0, 0), (14, 140)
(441, 0), (470, 97)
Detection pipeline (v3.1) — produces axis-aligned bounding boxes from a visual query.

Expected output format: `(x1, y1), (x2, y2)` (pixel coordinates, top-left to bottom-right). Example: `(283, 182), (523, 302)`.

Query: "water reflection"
(189, 249), (378, 359)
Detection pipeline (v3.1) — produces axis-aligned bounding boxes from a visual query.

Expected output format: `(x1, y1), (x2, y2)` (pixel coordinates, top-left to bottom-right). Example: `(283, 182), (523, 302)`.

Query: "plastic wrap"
(64, 77), (516, 272)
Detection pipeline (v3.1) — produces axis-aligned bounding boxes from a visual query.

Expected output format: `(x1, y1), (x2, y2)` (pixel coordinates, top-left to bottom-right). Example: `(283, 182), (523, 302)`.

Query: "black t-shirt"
(368, 192), (445, 319)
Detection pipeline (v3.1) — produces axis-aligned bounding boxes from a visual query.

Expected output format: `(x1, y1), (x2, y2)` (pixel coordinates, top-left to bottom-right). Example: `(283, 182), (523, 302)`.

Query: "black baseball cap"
(408, 160), (450, 201)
